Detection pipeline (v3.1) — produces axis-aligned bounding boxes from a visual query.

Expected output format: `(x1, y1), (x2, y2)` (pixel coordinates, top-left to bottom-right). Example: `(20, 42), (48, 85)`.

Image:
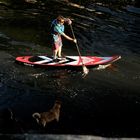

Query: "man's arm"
(61, 32), (77, 43)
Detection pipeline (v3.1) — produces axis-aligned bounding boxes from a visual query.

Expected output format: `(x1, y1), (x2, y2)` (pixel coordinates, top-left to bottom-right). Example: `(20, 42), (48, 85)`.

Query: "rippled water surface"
(0, 1), (140, 138)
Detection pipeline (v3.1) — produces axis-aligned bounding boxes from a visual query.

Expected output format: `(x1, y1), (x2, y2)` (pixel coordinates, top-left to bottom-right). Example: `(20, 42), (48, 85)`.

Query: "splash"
(96, 64), (112, 70)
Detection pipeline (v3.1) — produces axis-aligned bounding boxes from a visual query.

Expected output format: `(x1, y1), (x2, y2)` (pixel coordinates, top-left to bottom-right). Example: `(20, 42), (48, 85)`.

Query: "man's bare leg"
(58, 46), (62, 58)
(53, 49), (58, 59)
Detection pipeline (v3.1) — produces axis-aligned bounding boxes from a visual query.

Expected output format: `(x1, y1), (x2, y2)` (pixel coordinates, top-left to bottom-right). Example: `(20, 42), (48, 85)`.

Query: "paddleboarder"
(51, 15), (77, 60)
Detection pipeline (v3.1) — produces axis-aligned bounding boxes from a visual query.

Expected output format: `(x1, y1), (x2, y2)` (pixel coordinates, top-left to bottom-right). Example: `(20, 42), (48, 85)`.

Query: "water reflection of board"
(16, 55), (121, 69)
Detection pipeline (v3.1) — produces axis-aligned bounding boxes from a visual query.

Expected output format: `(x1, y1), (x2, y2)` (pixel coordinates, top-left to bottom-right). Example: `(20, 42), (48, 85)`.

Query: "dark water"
(0, 1), (140, 138)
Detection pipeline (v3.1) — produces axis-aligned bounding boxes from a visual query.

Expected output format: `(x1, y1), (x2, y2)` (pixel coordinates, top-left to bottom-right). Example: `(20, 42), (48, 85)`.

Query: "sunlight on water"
(0, 1), (140, 137)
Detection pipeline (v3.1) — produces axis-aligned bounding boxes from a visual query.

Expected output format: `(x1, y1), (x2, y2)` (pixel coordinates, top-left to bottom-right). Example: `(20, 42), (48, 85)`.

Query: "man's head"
(57, 15), (65, 25)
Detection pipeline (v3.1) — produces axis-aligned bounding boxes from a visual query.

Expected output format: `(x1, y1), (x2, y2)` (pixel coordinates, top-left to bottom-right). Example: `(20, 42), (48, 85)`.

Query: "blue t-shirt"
(51, 19), (64, 42)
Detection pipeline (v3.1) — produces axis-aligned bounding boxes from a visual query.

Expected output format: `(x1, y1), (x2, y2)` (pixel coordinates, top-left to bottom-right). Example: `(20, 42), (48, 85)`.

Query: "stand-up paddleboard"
(15, 55), (121, 69)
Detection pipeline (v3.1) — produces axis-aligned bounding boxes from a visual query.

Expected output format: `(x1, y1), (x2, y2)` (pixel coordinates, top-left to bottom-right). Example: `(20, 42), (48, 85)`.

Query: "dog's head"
(54, 100), (61, 109)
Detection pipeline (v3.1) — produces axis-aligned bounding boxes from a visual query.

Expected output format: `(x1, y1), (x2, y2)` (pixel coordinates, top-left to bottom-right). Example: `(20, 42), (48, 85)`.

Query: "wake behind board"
(15, 55), (121, 69)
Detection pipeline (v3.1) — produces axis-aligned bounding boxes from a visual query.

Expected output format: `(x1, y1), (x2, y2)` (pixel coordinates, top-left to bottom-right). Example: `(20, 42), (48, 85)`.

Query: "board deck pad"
(16, 55), (121, 68)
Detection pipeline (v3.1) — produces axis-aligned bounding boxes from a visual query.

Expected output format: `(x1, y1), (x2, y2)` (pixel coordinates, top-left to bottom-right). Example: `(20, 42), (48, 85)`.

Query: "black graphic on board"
(29, 56), (77, 64)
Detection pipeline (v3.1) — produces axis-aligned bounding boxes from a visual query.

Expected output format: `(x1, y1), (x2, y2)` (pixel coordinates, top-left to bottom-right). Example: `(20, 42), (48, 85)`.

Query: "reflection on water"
(0, 1), (140, 137)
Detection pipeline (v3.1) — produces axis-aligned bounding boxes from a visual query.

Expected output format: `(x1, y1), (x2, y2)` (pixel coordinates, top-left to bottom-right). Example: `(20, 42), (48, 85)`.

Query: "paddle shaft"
(70, 24), (84, 66)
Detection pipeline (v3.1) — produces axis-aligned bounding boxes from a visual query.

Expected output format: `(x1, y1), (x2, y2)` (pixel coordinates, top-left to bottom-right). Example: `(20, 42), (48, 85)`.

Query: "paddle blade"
(82, 65), (89, 78)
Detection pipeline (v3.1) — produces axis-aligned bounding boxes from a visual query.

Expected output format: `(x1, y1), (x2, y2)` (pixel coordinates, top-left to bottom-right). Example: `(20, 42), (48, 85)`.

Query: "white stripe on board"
(35, 56), (52, 64)
(39, 56), (52, 60)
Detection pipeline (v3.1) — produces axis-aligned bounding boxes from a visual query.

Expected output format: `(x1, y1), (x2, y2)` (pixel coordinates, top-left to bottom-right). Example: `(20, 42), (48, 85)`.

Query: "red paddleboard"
(15, 55), (121, 69)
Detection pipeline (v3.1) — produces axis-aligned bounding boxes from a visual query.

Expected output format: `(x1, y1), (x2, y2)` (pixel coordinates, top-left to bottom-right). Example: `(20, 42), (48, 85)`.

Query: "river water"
(0, 1), (140, 138)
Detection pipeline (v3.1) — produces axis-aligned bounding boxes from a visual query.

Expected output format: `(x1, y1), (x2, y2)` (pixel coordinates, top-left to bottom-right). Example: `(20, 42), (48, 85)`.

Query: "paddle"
(70, 24), (89, 77)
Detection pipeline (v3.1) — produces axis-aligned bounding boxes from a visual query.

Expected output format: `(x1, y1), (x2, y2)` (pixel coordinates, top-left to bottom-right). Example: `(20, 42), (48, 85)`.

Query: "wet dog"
(32, 100), (61, 127)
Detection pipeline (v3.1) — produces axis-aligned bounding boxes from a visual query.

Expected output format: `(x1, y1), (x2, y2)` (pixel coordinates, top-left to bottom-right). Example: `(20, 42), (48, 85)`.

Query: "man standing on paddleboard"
(51, 15), (77, 60)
